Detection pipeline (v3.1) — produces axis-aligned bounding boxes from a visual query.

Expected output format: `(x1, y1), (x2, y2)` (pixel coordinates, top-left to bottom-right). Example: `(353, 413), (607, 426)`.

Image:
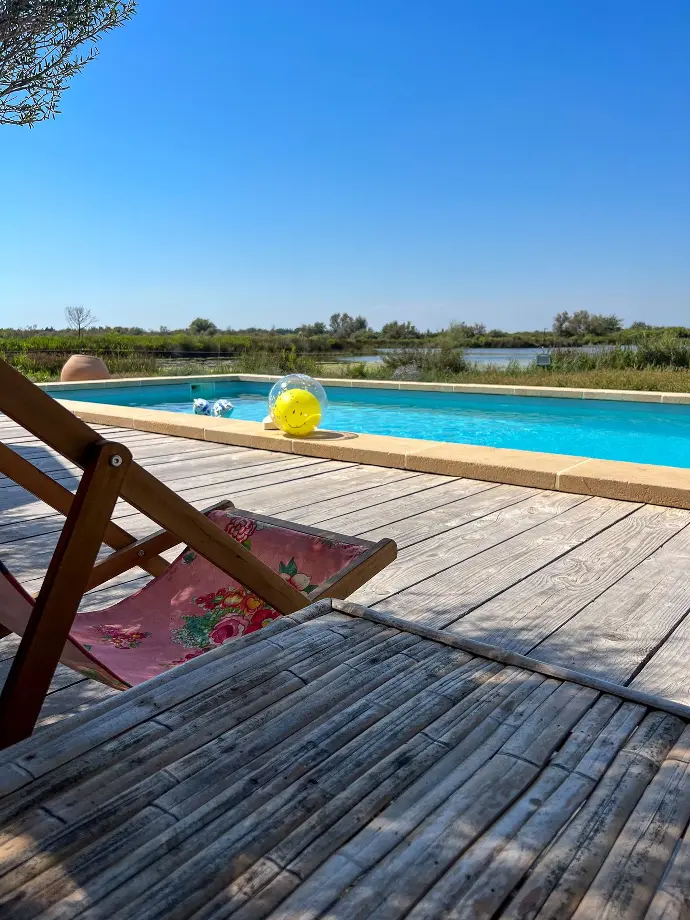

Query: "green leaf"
(172, 609), (225, 649)
(304, 583), (318, 594)
(285, 557), (298, 576)
(242, 539), (252, 549)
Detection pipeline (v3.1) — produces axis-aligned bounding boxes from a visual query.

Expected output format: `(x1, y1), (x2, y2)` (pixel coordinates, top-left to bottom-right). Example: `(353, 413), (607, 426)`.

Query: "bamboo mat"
(0, 599), (689, 920)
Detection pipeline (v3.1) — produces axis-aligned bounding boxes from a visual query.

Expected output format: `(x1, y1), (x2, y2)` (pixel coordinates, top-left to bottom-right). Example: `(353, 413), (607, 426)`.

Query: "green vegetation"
(5, 312), (690, 392)
(0, 1), (136, 126)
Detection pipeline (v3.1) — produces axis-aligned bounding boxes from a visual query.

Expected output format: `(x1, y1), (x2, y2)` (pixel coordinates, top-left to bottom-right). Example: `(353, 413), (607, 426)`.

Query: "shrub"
(548, 335), (690, 372)
(232, 346), (324, 377)
(382, 346), (468, 380)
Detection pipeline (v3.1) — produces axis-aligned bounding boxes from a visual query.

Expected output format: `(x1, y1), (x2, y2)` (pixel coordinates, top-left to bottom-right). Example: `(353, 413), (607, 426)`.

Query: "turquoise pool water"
(58, 381), (690, 468)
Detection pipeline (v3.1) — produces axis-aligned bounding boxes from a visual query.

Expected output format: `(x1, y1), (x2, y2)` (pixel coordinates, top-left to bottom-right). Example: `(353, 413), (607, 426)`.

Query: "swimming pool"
(56, 380), (690, 468)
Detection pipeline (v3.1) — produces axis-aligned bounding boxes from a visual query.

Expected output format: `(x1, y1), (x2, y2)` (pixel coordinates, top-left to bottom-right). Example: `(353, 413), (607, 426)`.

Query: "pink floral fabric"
(57, 509), (368, 687)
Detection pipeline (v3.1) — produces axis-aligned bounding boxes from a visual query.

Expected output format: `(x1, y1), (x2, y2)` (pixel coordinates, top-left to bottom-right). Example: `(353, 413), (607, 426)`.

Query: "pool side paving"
(49, 372), (690, 510)
(44, 372), (690, 403)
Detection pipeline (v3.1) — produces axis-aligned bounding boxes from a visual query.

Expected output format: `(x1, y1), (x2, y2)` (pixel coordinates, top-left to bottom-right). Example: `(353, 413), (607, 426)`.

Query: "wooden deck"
(1, 601), (689, 920)
(2, 418), (690, 732)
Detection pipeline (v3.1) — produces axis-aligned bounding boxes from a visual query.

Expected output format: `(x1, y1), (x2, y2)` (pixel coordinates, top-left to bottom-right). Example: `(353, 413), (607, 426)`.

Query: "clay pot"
(60, 354), (111, 382)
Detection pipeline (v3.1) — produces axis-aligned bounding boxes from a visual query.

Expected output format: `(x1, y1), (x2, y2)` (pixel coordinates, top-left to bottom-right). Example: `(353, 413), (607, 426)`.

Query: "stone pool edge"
(56, 397), (690, 511)
(43, 373), (690, 404)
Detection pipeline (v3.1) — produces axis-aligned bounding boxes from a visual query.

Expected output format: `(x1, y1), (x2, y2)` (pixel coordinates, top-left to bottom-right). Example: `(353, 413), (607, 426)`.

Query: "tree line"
(2, 306), (687, 351)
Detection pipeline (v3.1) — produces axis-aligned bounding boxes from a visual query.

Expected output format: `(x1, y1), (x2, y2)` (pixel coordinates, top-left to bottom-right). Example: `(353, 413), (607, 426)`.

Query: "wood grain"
(351, 490), (588, 609)
(368, 495), (635, 629)
(448, 503), (689, 654)
(532, 521), (690, 685)
(300, 476), (503, 532)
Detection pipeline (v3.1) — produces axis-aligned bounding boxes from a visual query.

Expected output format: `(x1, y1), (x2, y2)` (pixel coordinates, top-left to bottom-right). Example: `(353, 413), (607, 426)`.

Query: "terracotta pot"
(60, 354), (111, 382)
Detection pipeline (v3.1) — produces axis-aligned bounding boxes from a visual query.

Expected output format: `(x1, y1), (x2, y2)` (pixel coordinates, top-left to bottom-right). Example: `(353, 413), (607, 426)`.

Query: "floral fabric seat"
(0, 509), (369, 690)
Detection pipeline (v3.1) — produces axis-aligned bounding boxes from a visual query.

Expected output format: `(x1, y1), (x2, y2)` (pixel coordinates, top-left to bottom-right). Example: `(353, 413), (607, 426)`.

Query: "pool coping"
(53, 383), (690, 511)
(41, 373), (690, 404)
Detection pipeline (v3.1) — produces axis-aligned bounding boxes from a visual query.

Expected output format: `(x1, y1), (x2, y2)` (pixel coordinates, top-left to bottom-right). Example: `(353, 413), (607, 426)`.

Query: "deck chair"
(0, 359), (396, 747)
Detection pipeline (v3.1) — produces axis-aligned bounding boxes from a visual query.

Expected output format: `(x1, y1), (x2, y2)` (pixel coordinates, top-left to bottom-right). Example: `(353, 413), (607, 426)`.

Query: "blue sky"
(0, 0), (688, 332)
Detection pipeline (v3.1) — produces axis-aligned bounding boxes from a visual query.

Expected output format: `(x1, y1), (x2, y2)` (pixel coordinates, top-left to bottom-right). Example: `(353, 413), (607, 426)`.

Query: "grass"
(452, 367), (690, 391)
(13, 336), (690, 393)
(325, 360), (690, 392)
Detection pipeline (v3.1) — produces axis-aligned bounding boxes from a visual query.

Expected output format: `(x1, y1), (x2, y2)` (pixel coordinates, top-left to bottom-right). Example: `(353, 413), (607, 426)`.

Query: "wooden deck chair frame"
(0, 359), (396, 746)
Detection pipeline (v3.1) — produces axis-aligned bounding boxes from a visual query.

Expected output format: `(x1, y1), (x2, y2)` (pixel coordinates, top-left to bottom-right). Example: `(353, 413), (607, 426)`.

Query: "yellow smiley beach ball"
(268, 374), (328, 437)
(272, 388), (321, 436)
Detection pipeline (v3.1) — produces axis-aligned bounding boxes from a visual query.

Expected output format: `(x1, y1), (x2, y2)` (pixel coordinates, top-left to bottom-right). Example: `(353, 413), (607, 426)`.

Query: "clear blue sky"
(1, 0), (688, 332)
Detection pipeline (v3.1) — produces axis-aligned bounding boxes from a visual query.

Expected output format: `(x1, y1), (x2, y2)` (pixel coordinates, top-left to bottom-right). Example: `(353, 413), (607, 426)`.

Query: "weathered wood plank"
(0, 437), (253, 489)
(351, 491), (588, 609)
(0, 453), (332, 529)
(0, 450), (267, 521)
(0, 444), (299, 507)
(531, 522), (690, 684)
(0, 455), (334, 552)
(358, 483), (535, 549)
(3, 460), (346, 586)
(452, 504), (690, 657)
(631, 608), (690, 706)
(366, 495), (636, 630)
(0, 658), (84, 697)
(30, 679), (118, 728)
(238, 464), (419, 517)
(297, 476), (505, 531)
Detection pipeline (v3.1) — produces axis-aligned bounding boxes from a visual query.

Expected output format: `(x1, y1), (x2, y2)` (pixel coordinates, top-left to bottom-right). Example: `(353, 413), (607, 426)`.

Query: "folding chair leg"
(86, 500), (235, 592)
(0, 441), (169, 578)
(0, 440), (131, 749)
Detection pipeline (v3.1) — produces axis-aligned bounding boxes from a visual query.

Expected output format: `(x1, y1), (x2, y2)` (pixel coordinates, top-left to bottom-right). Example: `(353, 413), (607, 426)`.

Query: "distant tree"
(0, 1), (136, 126)
(188, 317), (217, 335)
(552, 310), (622, 337)
(488, 328), (507, 337)
(586, 313), (623, 336)
(552, 312), (571, 336)
(65, 304), (97, 338)
(329, 313), (369, 338)
(630, 321), (651, 330)
(568, 310), (591, 336)
(381, 320), (420, 339)
(445, 321), (486, 342)
(298, 321), (327, 337)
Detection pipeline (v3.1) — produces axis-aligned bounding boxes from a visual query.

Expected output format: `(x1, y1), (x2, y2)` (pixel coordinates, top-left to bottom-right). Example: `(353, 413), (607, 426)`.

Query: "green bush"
(232, 347), (324, 377)
(549, 335), (690, 372)
(381, 346), (469, 380)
